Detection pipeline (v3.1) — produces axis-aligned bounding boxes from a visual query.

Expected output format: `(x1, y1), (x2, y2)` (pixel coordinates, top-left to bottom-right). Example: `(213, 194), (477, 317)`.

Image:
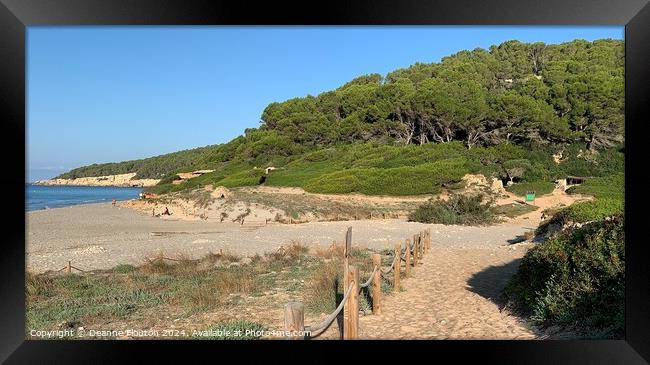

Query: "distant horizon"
(27, 26), (623, 182)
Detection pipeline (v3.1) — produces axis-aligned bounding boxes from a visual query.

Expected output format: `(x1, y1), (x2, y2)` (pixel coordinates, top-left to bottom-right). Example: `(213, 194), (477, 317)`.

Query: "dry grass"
(313, 242), (345, 260)
(26, 272), (55, 297)
(26, 240), (394, 337)
(266, 240), (309, 263)
(232, 208), (252, 223)
(305, 259), (342, 313)
(177, 189), (216, 208)
(230, 189), (412, 222)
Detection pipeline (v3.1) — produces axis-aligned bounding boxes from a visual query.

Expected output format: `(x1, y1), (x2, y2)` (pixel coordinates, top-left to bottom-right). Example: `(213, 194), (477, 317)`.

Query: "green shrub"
(216, 170), (264, 188)
(140, 143), (622, 197)
(506, 215), (624, 337)
(555, 198), (623, 224)
(506, 181), (556, 197)
(303, 159), (467, 196)
(408, 193), (496, 225)
(567, 173), (624, 200)
(556, 145), (625, 178)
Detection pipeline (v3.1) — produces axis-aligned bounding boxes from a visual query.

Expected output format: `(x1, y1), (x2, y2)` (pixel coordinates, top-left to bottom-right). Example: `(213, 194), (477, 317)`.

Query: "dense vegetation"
(506, 215), (624, 337)
(408, 194), (497, 225)
(56, 39), (624, 199)
(508, 168), (624, 338)
(58, 145), (220, 180)
(534, 173), (624, 236)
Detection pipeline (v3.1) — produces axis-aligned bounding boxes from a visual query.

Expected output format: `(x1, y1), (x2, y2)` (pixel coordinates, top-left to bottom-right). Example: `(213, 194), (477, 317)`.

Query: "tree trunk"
(430, 125), (444, 143)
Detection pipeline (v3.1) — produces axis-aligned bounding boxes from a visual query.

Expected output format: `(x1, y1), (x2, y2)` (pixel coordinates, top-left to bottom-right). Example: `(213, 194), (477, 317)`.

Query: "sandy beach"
(26, 202), (532, 274)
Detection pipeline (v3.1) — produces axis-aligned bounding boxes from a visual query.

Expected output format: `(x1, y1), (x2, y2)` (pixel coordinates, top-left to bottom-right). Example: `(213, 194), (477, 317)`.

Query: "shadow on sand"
(465, 258), (547, 338)
(465, 257), (586, 339)
(466, 258), (522, 306)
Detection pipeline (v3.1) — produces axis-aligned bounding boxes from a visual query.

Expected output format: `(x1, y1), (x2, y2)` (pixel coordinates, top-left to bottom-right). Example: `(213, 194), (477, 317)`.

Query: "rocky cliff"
(35, 173), (159, 187)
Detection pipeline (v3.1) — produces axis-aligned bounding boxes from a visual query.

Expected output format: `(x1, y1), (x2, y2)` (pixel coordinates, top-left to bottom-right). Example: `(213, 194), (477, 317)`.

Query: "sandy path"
(497, 188), (592, 225)
(254, 241), (539, 340)
(358, 246), (538, 339)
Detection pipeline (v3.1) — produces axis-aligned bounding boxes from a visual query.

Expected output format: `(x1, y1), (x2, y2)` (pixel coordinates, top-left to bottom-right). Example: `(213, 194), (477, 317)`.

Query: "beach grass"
(229, 189), (409, 222)
(26, 243), (385, 338)
(505, 181), (556, 197)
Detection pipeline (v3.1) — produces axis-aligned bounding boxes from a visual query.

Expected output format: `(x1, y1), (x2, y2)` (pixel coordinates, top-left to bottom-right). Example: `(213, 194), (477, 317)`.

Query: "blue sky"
(27, 26), (623, 182)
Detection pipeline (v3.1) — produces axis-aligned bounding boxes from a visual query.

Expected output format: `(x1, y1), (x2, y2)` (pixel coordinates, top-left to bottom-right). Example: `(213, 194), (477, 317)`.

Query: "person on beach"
(112, 199), (116, 206)
(163, 207), (171, 216)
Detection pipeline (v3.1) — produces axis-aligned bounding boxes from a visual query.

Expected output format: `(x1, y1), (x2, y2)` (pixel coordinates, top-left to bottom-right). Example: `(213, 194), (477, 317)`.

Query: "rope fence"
(51, 253), (208, 275)
(359, 266), (379, 289)
(283, 226), (432, 340)
(55, 260), (86, 273)
(303, 284), (355, 338)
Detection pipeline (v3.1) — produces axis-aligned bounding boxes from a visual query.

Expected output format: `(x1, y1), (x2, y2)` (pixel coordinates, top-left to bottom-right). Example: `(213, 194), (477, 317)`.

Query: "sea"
(26, 184), (143, 212)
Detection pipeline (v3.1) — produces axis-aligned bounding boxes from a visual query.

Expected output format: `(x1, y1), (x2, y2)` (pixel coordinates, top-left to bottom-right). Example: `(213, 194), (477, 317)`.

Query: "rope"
(148, 256), (200, 263)
(381, 255), (397, 274)
(359, 266), (379, 289)
(380, 271), (395, 282)
(306, 283), (355, 338)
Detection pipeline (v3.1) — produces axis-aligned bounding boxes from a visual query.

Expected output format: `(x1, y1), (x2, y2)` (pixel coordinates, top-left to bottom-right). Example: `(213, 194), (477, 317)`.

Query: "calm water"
(26, 184), (143, 211)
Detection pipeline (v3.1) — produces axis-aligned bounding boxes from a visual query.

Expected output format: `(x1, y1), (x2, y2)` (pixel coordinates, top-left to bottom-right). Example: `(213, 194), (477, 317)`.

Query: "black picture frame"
(2, 0), (649, 363)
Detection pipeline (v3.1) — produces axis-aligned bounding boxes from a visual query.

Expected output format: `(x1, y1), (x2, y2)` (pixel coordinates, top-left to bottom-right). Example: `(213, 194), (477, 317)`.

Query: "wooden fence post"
(405, 239), (411, 277)
(393, 243), (401, 291)
(413, 234), (420, 266)
(412, 236), (418, 266)
(345, 265), (359, 339)
(418, 232), (426, 257)
(284, 302), (305, 340)
(372, 254), (381, 315)
(342, 227), (352, 340)
(422, 229), (429, 254)
(421, 232), (426, 255)
(66, 260), (72, 274)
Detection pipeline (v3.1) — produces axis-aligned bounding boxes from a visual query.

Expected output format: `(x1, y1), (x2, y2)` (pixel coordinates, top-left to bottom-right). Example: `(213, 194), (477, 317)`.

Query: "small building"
(566, 176), (588, 185)
(556, 176), (589, 191)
